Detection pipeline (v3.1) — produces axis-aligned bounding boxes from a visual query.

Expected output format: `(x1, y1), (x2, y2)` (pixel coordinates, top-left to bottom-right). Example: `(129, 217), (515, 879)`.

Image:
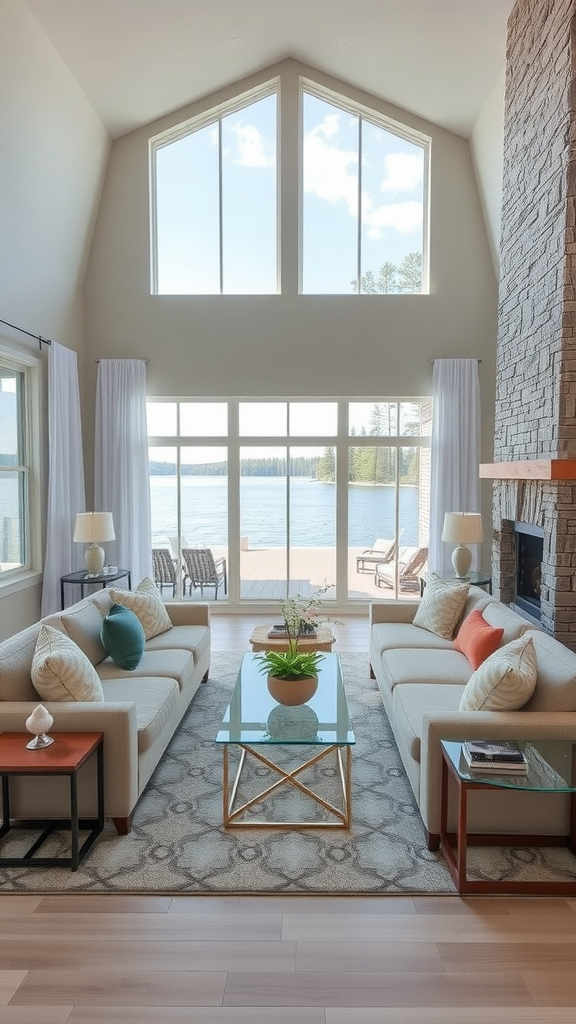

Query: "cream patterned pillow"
(32, 625), (104, 702)
(413, 573), (470, 640)
(109, 576), (172, 640)
(459, 635), (537, 711)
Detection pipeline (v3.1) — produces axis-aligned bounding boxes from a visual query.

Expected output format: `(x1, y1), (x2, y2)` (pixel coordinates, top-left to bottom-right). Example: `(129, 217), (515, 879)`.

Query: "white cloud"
(228, 120), (275, 168)
(304, 116), (422, 238)
(379, 152), (423, 194)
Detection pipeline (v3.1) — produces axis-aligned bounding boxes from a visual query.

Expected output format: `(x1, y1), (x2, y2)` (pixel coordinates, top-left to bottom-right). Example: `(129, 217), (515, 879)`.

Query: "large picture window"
(147, 398), (431, 607)
(0, 360), (30, 577)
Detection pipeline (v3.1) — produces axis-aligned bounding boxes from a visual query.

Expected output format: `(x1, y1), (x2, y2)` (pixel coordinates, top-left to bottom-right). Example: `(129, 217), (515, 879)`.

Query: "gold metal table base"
(223, 742), (352, 828)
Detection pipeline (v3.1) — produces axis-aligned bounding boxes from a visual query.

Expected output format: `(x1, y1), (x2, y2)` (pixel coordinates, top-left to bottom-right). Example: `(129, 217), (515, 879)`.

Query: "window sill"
(0, 569), (42, 596)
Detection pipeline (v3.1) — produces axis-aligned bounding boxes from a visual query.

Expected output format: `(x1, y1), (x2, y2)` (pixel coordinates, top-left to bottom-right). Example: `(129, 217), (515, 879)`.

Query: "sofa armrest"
(420, 710), (576, 837)
(370, 601), (419, 626)
(0, 701), (139, 818)
(164, 601), (210, 627)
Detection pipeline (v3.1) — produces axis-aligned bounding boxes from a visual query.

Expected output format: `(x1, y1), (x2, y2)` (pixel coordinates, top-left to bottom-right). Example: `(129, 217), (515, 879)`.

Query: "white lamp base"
(85, 543), (105, 577)
(451, 544), (472, 579)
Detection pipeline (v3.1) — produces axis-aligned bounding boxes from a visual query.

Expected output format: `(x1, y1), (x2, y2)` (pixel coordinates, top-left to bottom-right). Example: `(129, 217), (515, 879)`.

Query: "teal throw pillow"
(101, 604), (145, 671)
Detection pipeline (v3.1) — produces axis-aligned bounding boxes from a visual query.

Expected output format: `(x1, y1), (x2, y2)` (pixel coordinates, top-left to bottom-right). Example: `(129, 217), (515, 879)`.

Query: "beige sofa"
(370, 586), (576, 850)
(0, 587), (210, 833)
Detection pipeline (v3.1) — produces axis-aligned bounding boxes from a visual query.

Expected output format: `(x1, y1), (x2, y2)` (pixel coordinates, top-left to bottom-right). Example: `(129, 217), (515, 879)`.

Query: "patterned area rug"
(1, 653), (574, 894)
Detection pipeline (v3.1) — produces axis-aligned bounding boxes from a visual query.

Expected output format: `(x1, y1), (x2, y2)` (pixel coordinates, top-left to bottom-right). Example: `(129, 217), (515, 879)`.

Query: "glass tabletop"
(442, 739), (576, 792)
(215, 652), (355, 746)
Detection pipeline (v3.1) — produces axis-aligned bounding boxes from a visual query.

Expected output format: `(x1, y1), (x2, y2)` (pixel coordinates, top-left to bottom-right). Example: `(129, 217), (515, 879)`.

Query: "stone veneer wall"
(493, 0), (576, 646)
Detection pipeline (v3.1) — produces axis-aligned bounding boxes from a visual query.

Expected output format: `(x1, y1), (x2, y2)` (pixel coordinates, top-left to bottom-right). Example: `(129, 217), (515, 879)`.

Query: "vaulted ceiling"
(25, 0), (514, 140)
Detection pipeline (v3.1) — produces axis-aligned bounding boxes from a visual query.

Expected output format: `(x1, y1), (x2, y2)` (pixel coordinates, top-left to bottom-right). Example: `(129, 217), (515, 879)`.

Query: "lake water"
(150, 476), (421, 548)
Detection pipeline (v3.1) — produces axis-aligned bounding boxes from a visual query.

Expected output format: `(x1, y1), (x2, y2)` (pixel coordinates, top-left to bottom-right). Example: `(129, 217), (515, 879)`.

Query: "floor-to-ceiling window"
(147, 398), (430, 607)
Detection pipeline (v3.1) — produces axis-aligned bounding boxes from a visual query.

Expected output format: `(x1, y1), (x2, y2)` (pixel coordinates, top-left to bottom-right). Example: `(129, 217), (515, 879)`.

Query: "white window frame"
(0, 344), (41, 591)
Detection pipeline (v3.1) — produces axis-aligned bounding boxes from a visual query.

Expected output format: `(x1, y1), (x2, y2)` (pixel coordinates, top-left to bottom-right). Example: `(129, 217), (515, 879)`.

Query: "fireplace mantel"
(479, 459), (576, 480)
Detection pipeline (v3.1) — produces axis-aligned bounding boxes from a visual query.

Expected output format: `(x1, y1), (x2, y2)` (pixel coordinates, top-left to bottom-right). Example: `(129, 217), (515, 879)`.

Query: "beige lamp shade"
(441, 512), (484, 579)
(73, 512), (115, 577)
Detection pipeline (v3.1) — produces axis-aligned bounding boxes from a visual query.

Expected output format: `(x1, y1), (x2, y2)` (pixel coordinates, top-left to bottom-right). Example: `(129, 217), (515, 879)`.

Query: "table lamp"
(441, 512), (484, 579)
(73, 512), (115, 577)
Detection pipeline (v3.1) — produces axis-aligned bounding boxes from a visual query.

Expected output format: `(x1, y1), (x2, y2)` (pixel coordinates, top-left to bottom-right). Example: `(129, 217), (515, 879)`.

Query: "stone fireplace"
(485, 0), (576, 649)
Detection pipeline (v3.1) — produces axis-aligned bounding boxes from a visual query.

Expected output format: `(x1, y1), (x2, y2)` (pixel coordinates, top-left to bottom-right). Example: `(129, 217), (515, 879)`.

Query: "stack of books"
(462, 739), (528, 774)
(267, 624), (317, 639)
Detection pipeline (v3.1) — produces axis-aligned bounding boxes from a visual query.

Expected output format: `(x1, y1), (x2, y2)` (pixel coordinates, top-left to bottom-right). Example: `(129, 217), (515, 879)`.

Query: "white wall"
(83, 59), (498, 549)
(0, 0), (110, 636)
(470, 69), (506, 278)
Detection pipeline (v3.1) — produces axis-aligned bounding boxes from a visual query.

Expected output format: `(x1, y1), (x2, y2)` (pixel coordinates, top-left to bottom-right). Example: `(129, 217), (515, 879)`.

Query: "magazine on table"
(462, 739), (527, 773)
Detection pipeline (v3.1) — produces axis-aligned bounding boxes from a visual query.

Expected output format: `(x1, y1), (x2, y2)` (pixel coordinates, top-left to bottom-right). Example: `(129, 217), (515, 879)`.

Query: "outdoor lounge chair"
(356, 537), (398, 573)
(374, 545), (428, 594)
(182, 547), (227, 599)
(152, 547), (179, 597)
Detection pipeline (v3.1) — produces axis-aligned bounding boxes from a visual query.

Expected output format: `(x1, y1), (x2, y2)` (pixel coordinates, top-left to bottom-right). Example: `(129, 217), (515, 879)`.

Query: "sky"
(155, 85), (425, 295)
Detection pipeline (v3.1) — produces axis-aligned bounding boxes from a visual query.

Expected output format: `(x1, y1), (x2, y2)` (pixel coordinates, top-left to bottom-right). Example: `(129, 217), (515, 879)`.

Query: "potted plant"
(255, 586), (340, 705)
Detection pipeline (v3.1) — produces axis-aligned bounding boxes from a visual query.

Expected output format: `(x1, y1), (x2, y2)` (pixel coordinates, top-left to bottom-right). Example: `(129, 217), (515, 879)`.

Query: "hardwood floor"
(1, 616), (575, 1020)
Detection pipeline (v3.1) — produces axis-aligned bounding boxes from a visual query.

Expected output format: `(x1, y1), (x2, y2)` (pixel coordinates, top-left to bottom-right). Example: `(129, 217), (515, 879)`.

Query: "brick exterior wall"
(493, 0), (576, 645)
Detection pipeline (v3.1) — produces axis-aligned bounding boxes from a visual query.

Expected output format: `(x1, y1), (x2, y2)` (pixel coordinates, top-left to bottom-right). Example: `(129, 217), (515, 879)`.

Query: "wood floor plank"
(439, 941), (576, 972)
(453, 914), (576, 943)
(36, 896), (172, 915)
(0, 897), (42, 916)
(295, 940), (443, 973)
(0, 1009), (73, 1024)
(282, 913), (459, 942)
(0, 938), (296, 972)
(168, 895), (416, 915)
(10, 969), (226, 1007)
(326, 1010), (576, 1023)
(0, 912), (282, 942)
(413, 896), (576, 916)
(522, 969), (576, 1006)
(222, 970), (535, 1007)
(68, 1009), (325, 1023)
(0, 973), (27, 1007)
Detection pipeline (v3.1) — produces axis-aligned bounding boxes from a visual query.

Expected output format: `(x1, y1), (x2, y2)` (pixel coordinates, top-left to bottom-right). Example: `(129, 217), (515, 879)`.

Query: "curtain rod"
(95, 358), (149, 363)
(431, 358), (482, 362)
(0, 317), (52, 350)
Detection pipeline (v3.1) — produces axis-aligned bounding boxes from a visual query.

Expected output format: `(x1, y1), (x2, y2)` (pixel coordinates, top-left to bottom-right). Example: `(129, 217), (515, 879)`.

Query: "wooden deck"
(174, 545), (412, 603)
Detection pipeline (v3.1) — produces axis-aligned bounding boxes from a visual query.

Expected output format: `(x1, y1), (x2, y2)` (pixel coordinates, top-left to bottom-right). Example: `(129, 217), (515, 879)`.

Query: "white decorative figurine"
(25, 704), (54, 749)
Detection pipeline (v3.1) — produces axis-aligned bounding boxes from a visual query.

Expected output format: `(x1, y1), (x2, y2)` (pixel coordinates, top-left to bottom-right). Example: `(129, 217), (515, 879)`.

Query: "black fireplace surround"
(513, 521), (543, 620)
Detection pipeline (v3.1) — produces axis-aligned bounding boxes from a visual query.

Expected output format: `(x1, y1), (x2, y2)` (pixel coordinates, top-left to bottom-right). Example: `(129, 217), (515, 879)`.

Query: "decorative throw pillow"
(459, 635), (537, 712)
(31, 625), (104, 702)
(109, 576), (172, 640)
(413, 573), (470, 640)
(101, 604), (145, 671)
(454, 610), (504, 670)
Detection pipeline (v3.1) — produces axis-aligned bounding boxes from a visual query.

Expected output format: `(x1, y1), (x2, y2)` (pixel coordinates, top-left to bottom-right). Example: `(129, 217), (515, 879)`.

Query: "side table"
(0, 731), (104, 871)
(440, 739), (576, 895)
(420, 570), (492, 597)
(61, 568), (131, 609)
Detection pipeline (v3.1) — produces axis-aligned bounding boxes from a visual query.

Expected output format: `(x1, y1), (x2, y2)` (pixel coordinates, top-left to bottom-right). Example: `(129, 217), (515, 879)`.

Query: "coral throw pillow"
(454, 610), (504, 670)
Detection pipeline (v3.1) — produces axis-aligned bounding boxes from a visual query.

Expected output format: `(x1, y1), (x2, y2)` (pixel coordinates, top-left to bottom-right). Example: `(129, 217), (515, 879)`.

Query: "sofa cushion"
(522, 629), (576, 711)
(97, 648), (195, 692)
(480, 600), (534, 646)
(100, 676), (180, 753)
(101, 604), (145, 671)
(459, 635), (537, 712)
(32, 625), (104, 703)
(0, 622), (42, 701)
(60, 590), (112, 665)
(413, 573), (470, 639)
(380, 648), (472, 693)
(372, 621), (455, 654)
(392, 682), (464, 761)
(109, 577), (172, 640)
(145, 624), (210, 666)
(454, 610), (504, 670)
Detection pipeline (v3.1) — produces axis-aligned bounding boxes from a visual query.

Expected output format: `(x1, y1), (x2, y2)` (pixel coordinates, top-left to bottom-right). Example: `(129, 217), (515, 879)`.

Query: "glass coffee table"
(215, 652), (355, 828)
(440, 739), (576, 894)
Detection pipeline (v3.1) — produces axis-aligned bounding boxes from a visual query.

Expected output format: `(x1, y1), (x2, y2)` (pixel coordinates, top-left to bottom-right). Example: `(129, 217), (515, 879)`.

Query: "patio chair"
(374, 546), (428, 594)
(152, 547), (179, 597)
(182, 547), (227, 599)
(356, 537), (398, 573)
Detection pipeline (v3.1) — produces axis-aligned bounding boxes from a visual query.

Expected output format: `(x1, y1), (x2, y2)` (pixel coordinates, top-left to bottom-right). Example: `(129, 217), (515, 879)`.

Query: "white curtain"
(429, 358), (481, 574)
(41, 342), (86, 614)
(94, 360), (152, 586)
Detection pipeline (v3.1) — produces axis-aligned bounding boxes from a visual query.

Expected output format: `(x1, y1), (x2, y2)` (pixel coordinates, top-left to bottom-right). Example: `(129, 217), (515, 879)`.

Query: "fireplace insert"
(513, 522), (543, 620)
